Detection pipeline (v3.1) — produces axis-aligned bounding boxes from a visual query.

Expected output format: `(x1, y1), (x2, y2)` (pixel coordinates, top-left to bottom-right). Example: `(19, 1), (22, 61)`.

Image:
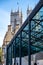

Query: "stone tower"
(2, 9), (23, 65)
(27, 6), (32, 16)
(10, 8), (22, 32)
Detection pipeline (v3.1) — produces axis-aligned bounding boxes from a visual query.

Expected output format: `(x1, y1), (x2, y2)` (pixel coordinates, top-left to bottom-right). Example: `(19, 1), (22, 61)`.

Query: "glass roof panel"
(31, 6), (43, 54)
(7, 1), (43, 57)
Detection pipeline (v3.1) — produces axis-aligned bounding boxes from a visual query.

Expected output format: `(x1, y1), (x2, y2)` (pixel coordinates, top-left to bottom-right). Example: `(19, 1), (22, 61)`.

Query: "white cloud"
(0, 8), (10, 47)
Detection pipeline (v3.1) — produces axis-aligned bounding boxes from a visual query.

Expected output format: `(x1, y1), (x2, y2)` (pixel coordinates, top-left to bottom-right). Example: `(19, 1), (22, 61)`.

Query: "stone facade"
(2, 7), (32, 65)
(2, 25), (14, 64)
(2, 9), (23, 65)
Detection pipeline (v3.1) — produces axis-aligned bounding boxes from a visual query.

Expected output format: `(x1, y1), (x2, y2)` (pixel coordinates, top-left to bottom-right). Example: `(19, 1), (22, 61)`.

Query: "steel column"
(28, 21), (31, 65)
(10, 46), (12, 65)
(6, 47), (8, 65)
(13, 42), (15, 65)
(14, 39), (16, 65)
(19, 33), (22, 65)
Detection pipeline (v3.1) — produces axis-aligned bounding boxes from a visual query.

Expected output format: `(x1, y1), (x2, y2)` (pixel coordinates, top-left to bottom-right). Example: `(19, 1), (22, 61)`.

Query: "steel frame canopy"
(6, 0), (43, 65)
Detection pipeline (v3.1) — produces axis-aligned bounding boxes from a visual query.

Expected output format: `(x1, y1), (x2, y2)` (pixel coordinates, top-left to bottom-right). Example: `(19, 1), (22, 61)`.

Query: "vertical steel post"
(28, 21), (31, 65)
(13, 42), (15, 63)
(6, 47), (8, 65)
(19, 33), (22, 65)
(10, 46), (12, 65)
(12, 44), (14, 65)
(14, 39), (16, 65)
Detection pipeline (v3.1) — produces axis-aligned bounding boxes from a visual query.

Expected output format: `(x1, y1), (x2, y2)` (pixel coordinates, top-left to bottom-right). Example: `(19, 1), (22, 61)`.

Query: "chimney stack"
(8, 25), (11, 31)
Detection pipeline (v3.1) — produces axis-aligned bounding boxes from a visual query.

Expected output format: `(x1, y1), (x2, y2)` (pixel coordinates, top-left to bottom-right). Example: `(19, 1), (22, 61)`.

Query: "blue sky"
(0, 0), (39, 47)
